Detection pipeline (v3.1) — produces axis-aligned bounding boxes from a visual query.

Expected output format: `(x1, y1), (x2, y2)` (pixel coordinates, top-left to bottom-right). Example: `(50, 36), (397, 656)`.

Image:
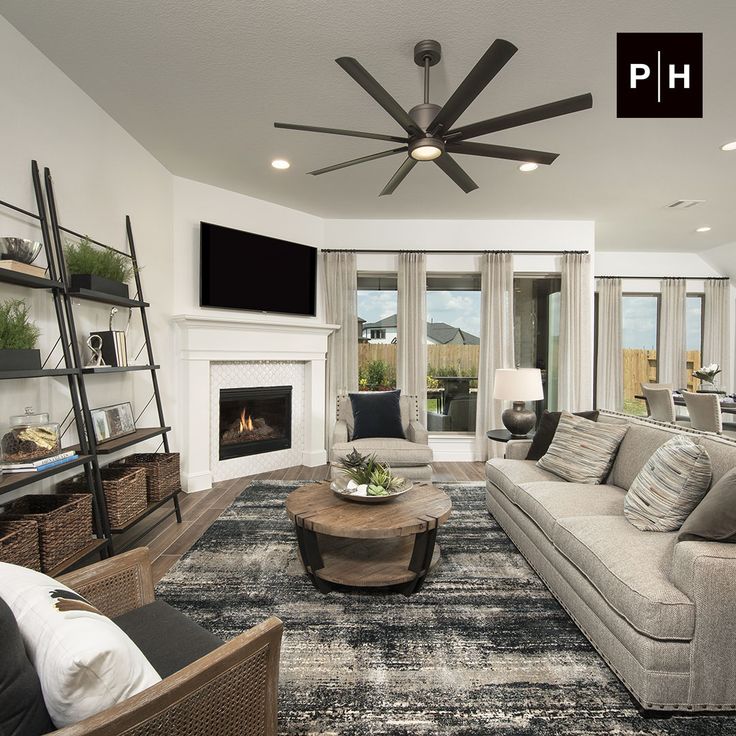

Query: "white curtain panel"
(397, 252), (428, 424)
(659, 278), (687, 388)
(475, 252), (515, 461)
(703, 278), (731, 389)
(595, 278), (623, 411)
(322, 251), (358, 439)
(558, 252), (594, 411)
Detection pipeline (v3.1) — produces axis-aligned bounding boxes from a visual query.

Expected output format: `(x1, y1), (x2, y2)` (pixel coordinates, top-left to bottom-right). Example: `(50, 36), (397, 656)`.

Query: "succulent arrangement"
(64, 236), (134, 283)
(336, 448), (405, 497)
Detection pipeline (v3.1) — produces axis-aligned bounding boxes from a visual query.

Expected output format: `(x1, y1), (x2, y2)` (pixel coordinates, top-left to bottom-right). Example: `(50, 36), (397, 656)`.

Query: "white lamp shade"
(493, 368), (544, 401)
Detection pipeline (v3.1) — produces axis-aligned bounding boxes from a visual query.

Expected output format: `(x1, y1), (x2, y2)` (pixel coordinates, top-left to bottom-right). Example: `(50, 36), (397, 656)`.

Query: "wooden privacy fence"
(359, 343), (480, 374)
(623, 349), (702, 400)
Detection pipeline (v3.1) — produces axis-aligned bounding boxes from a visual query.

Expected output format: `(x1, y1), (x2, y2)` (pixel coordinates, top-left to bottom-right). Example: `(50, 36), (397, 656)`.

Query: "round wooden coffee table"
(286, 482), (452, 596)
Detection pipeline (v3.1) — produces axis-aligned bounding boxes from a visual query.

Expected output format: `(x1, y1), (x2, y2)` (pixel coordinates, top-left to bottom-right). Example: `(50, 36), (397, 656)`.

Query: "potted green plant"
(0, 299), (41, 371)
(64, 236), (134, 299)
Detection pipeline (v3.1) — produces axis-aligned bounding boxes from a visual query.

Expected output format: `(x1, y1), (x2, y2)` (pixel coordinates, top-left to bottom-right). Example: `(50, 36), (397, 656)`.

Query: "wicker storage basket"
(0, 519), (41, 570)
(113, 453), (180, 502)
(59, 466), (148, 529)
(1, 494), (93, 573)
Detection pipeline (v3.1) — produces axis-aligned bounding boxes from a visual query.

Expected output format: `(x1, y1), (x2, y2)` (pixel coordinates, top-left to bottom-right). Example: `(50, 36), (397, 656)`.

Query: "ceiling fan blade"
(336, 57), (422, 136)
(379, 157), (417, 196)
(274, 122), (406, 144)
(427, 39), (517, 136)
(307, 147), (407, 176)
(434, 154), (478, 193)
(445, 93), (593, 141)
(446, 141), (558, 165)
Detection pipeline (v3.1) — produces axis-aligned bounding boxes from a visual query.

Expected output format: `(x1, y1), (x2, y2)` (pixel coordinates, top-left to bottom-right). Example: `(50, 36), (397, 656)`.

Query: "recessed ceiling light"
(519, 162), (538, 172)
(271, 159), (290, 170)
(695, 226), (712, 233)
(720, 141), (736, 151)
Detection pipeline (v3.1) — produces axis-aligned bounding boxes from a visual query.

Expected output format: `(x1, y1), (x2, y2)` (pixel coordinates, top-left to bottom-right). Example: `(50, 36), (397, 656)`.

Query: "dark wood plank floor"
(112, 462), (486, 584)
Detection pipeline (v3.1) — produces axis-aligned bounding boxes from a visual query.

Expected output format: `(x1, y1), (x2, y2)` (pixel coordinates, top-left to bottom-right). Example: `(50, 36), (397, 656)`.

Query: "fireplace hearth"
(219, 386), (292, 460)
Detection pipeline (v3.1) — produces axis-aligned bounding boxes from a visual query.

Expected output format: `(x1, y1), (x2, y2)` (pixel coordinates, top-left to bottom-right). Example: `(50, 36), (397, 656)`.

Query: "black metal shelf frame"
(43, 167), (182, 551)
(0, 162), (112, 574)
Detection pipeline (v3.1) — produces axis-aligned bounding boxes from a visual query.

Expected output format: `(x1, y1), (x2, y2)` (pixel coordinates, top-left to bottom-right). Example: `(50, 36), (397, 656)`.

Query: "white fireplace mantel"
(173, 314), (339, 492)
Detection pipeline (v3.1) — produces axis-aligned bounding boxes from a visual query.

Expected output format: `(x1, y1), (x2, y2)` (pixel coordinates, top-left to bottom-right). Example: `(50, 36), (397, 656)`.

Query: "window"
(622, 294), (659, 415)
(357, 275), (397, 390)
(425, 274), (481, 433)
(513, 276), (561, 413)
(686, 294), (704, 390)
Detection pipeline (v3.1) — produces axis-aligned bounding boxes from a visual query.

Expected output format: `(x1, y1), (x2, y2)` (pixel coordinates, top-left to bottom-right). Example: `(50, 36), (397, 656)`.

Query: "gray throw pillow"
(624, 435), (712, 532)
(678, 468), (736, 542)
(536, 411), (629, 484)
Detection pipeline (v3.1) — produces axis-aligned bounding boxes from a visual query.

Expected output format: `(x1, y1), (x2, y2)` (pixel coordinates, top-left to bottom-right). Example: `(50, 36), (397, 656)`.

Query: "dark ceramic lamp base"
(501, 401), (536, 437)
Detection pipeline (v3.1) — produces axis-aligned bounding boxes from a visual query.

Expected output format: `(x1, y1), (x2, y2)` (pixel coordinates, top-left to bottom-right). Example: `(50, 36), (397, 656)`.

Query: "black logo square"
(617, 33), (702, 118)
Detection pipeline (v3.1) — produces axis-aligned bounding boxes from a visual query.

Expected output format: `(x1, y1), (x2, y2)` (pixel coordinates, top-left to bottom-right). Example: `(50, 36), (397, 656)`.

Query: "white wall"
(0, 16), (174, 498)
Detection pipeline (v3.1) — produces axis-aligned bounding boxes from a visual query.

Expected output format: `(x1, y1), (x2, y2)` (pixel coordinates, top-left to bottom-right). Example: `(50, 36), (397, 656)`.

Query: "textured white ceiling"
(1, 0), (734, 252)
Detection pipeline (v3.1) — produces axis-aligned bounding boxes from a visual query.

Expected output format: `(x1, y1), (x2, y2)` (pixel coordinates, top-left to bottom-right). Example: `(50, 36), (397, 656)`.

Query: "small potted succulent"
(64, 236), (134, 299)
(693, 363), (723, 393)
(0, 299), (41, 371)
(336, 448), (406, 498)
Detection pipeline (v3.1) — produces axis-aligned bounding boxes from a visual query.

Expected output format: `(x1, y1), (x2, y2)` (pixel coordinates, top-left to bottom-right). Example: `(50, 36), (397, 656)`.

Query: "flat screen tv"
(200, 222), (317, 316)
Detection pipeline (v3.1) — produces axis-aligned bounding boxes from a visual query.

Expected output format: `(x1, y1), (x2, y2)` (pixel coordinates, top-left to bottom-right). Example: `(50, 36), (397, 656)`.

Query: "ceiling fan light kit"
(275, 39), (593, 195)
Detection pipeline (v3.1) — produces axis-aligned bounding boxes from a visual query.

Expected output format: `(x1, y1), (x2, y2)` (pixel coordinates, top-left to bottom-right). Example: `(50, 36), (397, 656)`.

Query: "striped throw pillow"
(536, 411), (629, 484)
(624, 436), (712, 532)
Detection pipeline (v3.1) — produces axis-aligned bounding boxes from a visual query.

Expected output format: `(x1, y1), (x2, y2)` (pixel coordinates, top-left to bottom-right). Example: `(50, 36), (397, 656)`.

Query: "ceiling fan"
(274, 39), (593, 196)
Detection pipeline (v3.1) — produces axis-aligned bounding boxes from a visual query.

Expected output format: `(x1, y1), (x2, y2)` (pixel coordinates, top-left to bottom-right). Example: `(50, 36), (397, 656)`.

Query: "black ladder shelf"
(43, 167), (182, 551)
(0, 161), (111, 574)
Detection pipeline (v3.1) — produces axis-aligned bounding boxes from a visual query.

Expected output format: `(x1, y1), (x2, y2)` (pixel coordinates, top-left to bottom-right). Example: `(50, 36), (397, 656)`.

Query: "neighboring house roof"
(361, 313), (479, 345)
(358, 316), (366, 324)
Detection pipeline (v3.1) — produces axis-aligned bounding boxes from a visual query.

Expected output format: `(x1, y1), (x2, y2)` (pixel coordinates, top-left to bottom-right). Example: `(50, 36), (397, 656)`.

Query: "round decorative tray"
(330, 479), (414, 504)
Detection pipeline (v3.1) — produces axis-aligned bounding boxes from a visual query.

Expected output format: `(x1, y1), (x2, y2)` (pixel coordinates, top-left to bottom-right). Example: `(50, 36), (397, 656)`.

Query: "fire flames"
(239, 408), (254, 433)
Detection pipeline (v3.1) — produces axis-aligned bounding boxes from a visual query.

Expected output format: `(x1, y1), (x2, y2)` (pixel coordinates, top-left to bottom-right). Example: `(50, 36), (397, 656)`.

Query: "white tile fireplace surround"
(173, 315), (338, 492)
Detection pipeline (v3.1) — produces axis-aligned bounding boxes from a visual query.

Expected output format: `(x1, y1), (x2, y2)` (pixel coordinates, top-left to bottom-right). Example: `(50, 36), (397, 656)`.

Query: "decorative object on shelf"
(1, 407), (60, 464)
(87, 307), (129, 367)
(0, 237), (43, 264)
(693, 363), (723, 393)
(332, 448), (410, 503)
(0, 493), (93, 573)
(0, 519), (41, 570)
(493, 368), (544, 437)
(112, 453), (181, 502)
(0, 298), (42, 371)
(85, 334), (107, 367)
(2, 449), (77, 474)
(64, 236), (134, 299)
(90, 402), (136, 444)
(0, 259), (46, 278)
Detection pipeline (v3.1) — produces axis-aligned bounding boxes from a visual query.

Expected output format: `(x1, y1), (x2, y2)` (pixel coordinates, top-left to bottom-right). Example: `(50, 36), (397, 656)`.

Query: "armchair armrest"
(58, 548), (154, 619)
(332, 419), (349, 446)
(406, 421), (428, 445)
(52, 616), (283, 736)
(505, 439), (532, 460)
(671, 541), (736, 706)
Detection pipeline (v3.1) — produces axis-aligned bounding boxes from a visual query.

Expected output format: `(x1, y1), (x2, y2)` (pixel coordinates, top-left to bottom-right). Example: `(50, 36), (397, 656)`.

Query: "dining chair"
(682, 391), (723, 434)
(641, 385), (676, 423)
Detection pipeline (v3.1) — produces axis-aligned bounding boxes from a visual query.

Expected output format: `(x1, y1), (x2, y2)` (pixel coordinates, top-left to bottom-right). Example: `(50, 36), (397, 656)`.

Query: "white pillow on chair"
(0, 562), (160, 728)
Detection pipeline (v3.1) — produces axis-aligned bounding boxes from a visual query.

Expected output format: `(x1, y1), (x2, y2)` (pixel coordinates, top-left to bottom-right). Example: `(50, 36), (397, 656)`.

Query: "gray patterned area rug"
(156, 481), (736, 736)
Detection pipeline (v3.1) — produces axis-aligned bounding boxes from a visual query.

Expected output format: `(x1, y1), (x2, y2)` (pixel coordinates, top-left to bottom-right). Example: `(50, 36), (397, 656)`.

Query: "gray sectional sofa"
(485, 411), (736, 712)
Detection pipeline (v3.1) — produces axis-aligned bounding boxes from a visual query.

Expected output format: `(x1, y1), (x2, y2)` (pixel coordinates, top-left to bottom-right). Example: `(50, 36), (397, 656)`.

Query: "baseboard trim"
(182, 471), (213, 493)
(302, 449), (327, 467)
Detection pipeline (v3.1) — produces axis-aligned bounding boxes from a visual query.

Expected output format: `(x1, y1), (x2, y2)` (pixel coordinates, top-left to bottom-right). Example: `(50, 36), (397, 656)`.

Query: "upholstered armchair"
(330, 393), (433, 481)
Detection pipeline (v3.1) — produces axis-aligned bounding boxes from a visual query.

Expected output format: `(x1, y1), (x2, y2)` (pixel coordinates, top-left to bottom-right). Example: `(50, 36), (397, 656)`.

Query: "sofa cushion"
(699, 435), (736, 485)
(348, 390), (405, 440)
(678, 468), (736, 542)
(610, 422), (676, 490)
(537, 412), (629, 484)
(514, 481), (626, 540)
(0, 595), (54, 736)
(553, 516), (695, 640)
(331, 438), (433, 467)
(624, 436), (712, 532)
(114, 601), (223, 679)
(485, 459), (560, 504)
(525, 410), (600, 461)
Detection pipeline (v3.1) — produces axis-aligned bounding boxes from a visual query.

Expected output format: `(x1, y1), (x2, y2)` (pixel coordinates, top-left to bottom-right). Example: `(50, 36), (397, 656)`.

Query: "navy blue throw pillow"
(0, 595), (54, 736)
(348, 390), (406, 440)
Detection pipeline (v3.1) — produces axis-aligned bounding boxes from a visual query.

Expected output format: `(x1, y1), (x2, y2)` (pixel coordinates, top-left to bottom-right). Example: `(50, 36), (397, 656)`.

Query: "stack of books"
(2, 450), (78, 474)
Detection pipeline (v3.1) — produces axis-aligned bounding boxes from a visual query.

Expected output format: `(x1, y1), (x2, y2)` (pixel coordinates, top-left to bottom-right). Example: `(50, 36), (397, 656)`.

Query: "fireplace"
(219, 386), (292, 460)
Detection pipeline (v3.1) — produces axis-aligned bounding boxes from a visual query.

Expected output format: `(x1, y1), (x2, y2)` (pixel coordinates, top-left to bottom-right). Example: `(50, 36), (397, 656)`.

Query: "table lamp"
(493, 368), (544, 437)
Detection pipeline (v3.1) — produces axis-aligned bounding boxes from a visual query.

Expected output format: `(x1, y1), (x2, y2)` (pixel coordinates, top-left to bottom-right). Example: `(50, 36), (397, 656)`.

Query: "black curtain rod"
(321, 249), (589, 255)
(596, 275), (730, 281)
